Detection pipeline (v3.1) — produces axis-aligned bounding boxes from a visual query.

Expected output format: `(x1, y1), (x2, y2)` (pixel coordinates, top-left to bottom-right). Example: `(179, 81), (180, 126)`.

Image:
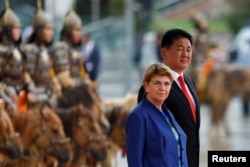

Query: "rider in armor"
(0, 0), (25, 109)
(19, 0), (60, 108)
(50, 7), (90, 91)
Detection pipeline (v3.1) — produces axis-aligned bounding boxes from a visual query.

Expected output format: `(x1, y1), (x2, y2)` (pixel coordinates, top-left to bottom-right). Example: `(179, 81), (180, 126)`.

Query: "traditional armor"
(21, 43), (57, 101)
(21, 44), (52, 87)
(53, 7), (90, 90)
(0, 0), (24, 93)
(0, 46), (24, 92)
(50, 41), (89, 89)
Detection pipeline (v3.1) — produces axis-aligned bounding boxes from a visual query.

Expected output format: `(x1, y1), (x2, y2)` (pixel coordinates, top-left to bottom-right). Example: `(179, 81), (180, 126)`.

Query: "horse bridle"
(76, 106), (107, 143)
(0, 123), (20, 167)
(77, 117), (107, 142)
(0, 133), (20, 147)
(32, 102), (71, 153)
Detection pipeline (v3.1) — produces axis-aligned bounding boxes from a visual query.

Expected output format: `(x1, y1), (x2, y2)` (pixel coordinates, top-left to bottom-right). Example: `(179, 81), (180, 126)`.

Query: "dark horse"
(56, 82), (110, 134)
(202, 64), (250, 139)
(55, 82), (110, 166)
(56, 104), (108, 167)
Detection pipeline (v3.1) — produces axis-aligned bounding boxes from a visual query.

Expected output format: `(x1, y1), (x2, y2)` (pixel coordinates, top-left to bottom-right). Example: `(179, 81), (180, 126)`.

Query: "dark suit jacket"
(86, 44), (100, 81)
(138, 74), (200, 167)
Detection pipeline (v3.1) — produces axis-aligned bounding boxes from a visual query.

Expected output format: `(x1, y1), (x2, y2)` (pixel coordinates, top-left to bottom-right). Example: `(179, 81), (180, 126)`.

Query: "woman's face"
(71, 28), (82, 44)
(144, 75), (172, 105)
(11, 27), (21, 42)
(42, 27), (53, 44)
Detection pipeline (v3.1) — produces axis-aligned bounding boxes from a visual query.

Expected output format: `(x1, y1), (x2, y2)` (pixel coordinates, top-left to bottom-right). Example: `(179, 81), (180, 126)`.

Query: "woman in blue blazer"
(126, 63), (188, 167)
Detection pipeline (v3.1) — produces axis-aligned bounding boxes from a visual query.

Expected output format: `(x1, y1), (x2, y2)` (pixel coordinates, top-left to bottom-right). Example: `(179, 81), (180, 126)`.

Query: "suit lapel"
(172, 79), (198, 125)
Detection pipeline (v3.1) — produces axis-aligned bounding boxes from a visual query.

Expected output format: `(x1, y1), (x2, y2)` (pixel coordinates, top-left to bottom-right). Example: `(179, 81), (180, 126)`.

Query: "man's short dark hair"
(161, 28), (193, 48)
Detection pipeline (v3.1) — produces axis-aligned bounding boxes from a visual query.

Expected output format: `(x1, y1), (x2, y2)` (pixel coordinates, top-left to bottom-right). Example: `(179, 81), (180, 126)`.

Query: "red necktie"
(178, 76), (196, 123)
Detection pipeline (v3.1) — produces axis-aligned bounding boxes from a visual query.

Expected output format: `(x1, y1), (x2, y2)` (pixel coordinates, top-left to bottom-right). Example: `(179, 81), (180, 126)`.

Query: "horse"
(0, 99), (23, 166)
(202, 64), (250, 139)
(6, 102), (73, 167)
(56, 82), (110, 135)
(56, 104), (108, 167)
(101, 93), (137, 167)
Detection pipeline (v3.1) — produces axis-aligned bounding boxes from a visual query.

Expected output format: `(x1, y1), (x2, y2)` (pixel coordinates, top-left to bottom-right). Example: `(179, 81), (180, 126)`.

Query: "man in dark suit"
(81, 34), (101, 82)
(138, 28), (200, 167)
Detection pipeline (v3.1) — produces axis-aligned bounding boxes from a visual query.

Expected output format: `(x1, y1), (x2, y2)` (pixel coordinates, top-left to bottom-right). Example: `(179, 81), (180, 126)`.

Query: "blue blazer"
(126, 98), (188, 167)
(138, 74), (200, 167)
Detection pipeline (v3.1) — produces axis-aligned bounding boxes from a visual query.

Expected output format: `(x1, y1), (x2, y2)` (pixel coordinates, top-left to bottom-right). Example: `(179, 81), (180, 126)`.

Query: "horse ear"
(77, 104), (92, 119)
(39, 107), (47, 132)
(39, 103), (50, 122)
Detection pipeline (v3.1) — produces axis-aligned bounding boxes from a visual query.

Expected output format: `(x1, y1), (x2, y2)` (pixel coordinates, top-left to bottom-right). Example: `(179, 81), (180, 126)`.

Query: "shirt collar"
(168, 68), (183, 88)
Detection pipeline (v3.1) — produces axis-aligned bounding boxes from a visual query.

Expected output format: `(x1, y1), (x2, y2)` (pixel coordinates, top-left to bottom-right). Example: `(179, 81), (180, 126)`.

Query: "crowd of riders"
(0, 0), (94, 111)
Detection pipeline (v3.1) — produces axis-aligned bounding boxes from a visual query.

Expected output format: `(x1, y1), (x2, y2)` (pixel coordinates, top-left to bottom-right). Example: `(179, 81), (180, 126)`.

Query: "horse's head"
(68, 104), (108, 162)
(21, 102), (73, 165)
(0, 100), (23, 161)
(57, 82), (111, 135)
(104, 93), (137, 148)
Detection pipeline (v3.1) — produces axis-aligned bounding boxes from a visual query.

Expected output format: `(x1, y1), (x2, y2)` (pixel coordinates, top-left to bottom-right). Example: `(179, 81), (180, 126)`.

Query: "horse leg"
(219, 101), (231, 137)
(242, 96), (250, 117)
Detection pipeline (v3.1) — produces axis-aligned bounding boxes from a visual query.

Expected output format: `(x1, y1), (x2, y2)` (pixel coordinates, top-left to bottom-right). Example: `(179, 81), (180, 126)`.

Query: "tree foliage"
(226, 0), (250, 34)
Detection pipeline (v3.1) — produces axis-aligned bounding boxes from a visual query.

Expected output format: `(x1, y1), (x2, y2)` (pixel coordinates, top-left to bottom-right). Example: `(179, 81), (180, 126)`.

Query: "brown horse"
(203, 64), (250, 139)
(6, 102), (73, 167)
(56, 104), (108, 167)
(0, 100), (23, 166)
(101, 93), (137, 167)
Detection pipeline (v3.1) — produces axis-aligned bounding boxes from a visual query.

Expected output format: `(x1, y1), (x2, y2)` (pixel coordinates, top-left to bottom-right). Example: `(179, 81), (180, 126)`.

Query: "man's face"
(11, 27), (21, 42)
(42, 27), (53, 44)
(71, 28), (82, 44)
(161, 37), (192, 74)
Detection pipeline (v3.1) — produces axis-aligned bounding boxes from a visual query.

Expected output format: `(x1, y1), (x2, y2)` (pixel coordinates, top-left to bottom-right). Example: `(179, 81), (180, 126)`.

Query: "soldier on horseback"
(0, 0), (26, 110)
(50, 7), (90, 92)
(19, 0), (60, 110)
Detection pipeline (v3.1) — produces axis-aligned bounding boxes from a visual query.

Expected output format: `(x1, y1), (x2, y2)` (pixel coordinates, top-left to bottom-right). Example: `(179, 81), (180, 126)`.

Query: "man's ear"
(161, 47), (167, 59)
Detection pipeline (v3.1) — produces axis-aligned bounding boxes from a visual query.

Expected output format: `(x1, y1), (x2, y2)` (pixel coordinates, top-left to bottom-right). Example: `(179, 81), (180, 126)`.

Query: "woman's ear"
(143, 81), (149, 95)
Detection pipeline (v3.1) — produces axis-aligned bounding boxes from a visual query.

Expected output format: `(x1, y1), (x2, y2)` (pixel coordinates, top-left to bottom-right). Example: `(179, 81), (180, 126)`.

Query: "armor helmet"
(60, 7), (82, 46)
(27, 0), (53, 46)
(63, 9), (82, 30)
(32, 0), (52, 30)
(191, 12), (208, 32)
(0, 0), (21, 44)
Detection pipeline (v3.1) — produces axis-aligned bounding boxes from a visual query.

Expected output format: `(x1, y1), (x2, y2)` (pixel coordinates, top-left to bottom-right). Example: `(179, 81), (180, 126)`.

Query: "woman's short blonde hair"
(143, 63), (173, 82)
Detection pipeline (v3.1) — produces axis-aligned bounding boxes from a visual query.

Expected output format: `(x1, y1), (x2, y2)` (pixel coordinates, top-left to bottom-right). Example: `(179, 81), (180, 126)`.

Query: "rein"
(77, 115), (107, 142)
(30, 102), (71, 154)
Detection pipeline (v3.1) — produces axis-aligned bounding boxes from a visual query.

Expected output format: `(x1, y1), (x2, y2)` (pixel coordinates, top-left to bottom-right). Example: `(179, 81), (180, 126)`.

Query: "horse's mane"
(0, 109), (15, 134)
(57, 83), (94, 108)
(12, 102), (59, 134)
(56, 107), (76, 137)
(56, 104), (93, 138)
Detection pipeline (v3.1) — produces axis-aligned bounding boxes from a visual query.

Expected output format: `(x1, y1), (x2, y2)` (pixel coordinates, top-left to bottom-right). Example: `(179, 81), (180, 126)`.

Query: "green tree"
(226, 0), (250, 34)
(75, 0), (110, 24)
